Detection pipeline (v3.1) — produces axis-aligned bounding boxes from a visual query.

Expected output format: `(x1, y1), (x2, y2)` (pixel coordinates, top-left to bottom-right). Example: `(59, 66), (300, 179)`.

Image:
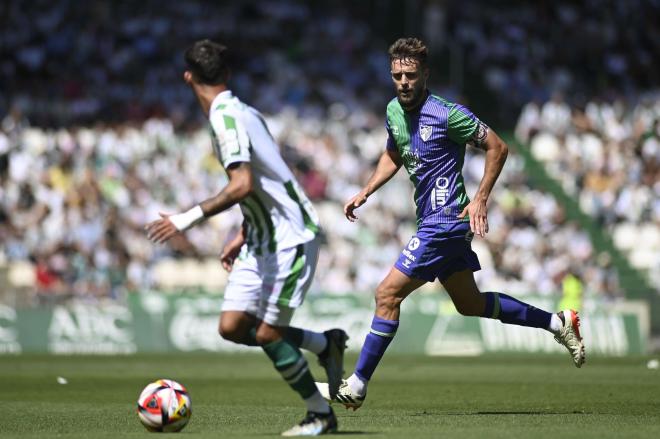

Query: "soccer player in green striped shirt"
(146, 40), (346, 436)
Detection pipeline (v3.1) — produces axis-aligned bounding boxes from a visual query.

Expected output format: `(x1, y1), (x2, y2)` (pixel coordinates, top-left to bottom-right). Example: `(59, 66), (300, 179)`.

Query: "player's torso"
(209, 95), (320, 254)
(387, 94), (470, 225)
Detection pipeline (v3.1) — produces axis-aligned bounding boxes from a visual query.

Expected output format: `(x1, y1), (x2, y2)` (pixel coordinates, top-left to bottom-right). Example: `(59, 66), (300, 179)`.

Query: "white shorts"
(221, 235), (320, 326)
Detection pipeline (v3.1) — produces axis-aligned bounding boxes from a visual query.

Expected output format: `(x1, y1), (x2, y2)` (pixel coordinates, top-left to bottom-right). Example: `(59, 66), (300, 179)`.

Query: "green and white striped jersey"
(208, 90), (320, 254)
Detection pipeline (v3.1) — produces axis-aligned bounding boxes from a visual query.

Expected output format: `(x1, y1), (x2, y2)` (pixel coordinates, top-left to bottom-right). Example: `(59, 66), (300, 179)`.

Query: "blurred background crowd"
(0, 0), (657, 306)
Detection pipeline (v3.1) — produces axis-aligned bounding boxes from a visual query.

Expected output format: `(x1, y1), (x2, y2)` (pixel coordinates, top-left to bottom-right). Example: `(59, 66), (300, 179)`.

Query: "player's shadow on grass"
(262, 432), (374, 436)
(446, 410), (589, 416)
(406, 410), (590, 417)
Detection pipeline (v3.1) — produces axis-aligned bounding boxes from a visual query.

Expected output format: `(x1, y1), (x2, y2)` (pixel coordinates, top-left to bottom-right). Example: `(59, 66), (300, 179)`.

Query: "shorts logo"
(420, 125), (432, 142)
(402, 249), (416, 262)
(402, 237), (419, 266)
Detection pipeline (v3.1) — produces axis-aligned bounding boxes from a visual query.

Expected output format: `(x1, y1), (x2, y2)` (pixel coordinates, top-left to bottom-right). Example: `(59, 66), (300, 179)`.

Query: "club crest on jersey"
(420, 125), (432, 141)
(391, 125), (399, 136)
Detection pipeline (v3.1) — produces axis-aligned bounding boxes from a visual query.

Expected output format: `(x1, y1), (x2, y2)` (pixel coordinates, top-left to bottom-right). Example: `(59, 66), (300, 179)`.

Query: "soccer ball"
(137, 379), (192, 432)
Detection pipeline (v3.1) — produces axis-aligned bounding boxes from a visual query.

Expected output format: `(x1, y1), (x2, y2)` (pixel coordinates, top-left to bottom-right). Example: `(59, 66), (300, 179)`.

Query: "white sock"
(301, 330), (327, 355)
(346, 374), (367, 397)
(548, 313), (562, 334)
(304, 391), (331, 414)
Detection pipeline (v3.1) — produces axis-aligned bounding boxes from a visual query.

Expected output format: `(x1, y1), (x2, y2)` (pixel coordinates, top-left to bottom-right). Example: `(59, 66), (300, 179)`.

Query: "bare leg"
(218, 311), (258, 345)
(441, 268), (553, 328)
(351, 267), (426, 387)
(374, 267), (427, 320)
(440, 269), (486, 316)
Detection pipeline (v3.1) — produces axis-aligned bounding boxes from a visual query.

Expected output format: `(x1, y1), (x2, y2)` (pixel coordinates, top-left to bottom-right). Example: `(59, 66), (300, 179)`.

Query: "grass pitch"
(1, 353), (659, 438)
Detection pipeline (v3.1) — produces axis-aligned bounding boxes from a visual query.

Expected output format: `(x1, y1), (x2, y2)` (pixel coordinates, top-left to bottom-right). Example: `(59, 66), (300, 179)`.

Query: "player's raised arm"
(344, 148), (402, 222)
(458, 126), (508, 237)
(145, 162), (253, 244)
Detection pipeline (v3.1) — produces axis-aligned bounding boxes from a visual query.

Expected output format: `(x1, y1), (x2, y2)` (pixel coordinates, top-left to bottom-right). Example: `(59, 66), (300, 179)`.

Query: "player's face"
(391, 58), (428, 110)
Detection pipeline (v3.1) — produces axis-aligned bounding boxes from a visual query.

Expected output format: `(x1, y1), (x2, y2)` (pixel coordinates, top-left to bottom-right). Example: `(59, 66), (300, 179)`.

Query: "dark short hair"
(388, 37), (428, 67)
(184, 39), (230, 85)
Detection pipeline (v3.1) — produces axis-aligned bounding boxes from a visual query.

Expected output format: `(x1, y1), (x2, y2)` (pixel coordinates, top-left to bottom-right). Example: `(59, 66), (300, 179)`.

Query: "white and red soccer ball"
(137, 379), (192, 432)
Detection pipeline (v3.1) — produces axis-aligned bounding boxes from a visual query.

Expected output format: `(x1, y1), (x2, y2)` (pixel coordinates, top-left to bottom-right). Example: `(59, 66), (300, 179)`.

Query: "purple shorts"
(394, 221), (481, 282)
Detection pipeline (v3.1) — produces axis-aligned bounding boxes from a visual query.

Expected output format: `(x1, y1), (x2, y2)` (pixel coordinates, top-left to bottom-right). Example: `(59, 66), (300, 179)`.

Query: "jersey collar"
(400, 89), (430, 114)
(209, 90), (234, 116)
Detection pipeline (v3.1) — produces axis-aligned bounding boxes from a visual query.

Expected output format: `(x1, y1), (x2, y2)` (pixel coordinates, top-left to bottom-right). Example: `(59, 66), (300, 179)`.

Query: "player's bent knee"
(254, 324), (283, 345)
(218, 321), (245, 343)
(453, 301), (481, 317)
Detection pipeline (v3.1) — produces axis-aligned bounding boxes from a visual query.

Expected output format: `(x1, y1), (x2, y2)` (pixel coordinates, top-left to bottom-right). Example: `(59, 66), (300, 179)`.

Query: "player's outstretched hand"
(145, 212), (179, 244)
(344, 191), (368, 222)
(458, 198), (489, 237)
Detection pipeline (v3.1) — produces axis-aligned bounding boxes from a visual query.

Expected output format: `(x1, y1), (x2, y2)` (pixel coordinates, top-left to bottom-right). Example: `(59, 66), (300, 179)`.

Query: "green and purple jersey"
(385, 93), (487, 225)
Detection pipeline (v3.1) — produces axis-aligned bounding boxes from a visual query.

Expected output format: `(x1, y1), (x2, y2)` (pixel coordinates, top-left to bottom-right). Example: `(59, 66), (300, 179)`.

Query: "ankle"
(347, 374), (367, 396)
(548, 312), (563, 334)
(305, 391), (331, 414)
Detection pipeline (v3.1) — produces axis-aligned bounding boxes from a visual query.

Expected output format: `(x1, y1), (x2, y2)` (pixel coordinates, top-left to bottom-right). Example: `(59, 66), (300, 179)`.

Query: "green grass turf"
(0, 353), (659, 438)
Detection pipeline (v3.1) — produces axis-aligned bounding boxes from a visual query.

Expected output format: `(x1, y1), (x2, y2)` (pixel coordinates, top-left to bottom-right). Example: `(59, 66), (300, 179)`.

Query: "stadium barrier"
(0, 293), (649, 355)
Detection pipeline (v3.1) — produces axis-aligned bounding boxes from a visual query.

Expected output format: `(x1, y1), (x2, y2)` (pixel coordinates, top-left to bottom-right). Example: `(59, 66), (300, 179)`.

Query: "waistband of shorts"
(419, 212), (470, 227)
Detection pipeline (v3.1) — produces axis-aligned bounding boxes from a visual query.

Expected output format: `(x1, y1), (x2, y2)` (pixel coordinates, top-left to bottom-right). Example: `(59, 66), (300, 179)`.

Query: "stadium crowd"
(515, 94), (660, 289)
(0, 108), (621, 304)
(2, 0), (657, 127)
(2, 0), (657, 304)
(444, 0), (659, 124)
(1, 0), (393, 127)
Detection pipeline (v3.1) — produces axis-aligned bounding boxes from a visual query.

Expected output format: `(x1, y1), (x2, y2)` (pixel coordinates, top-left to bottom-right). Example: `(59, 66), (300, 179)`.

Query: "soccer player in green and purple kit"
(316, 37), (585, 410)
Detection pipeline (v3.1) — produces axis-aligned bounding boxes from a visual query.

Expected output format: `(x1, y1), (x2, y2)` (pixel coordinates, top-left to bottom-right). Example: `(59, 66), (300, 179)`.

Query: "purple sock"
(482, 292), (551, 329)
(354, 316), (399, 381)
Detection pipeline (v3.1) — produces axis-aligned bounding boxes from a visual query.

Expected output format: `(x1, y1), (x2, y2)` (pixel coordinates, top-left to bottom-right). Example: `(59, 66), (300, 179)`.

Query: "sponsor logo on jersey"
(420, 125), (432, 141)
(402, 258), (412, 268)
(401, 150), (421, 172)
(431, 177), (450, 210)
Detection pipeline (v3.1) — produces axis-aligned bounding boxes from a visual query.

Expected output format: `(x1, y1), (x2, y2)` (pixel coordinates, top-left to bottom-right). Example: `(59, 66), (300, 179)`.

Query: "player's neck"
(195, 84), (228, 115)
(401, 89), (429, 113)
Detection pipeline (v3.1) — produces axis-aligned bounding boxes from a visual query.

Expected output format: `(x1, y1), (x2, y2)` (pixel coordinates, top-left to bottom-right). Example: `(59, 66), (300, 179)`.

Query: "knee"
(254, 325), (281, 346)
(218, 320), (246, 343)
(453, 299), (482, 317)
(375, 283), (403, 314)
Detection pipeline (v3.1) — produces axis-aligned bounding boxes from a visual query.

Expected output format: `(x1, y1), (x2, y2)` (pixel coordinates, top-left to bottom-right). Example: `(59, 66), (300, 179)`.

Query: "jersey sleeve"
(447, 104), (488, 146)
(385, 118), (396, 151)
(209, 110), (251, 168)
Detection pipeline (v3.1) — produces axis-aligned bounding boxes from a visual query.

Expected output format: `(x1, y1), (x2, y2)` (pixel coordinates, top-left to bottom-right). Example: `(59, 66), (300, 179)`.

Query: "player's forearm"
(200, 182), (251, 217)
(474, 138), (508, 201)
(364, 151), (401, 196)
(199, 163), (253, 218)
(167, 183), (250, 232)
